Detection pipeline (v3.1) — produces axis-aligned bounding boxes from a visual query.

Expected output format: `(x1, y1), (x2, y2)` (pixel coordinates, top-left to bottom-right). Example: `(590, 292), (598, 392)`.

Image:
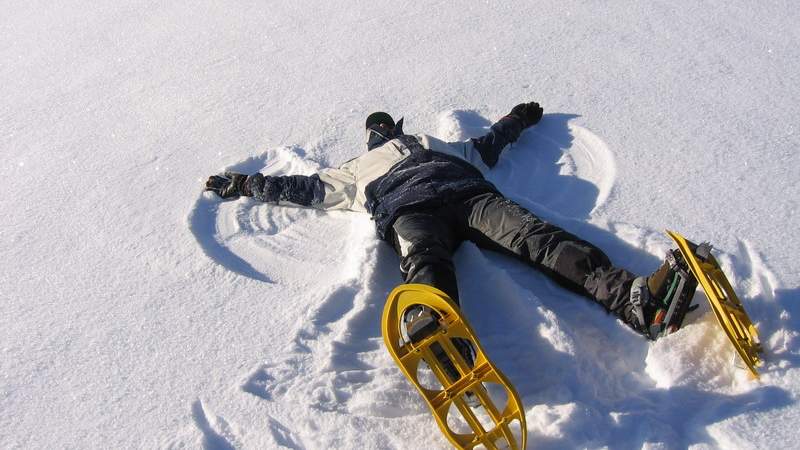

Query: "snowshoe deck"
(382, 284), (527, 449)
(666, 230), (763, 377)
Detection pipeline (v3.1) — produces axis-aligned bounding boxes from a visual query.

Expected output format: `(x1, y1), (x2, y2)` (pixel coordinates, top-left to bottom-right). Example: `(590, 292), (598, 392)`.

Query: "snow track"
(190, 400), (240, 450)
(185, 144), (425, 447)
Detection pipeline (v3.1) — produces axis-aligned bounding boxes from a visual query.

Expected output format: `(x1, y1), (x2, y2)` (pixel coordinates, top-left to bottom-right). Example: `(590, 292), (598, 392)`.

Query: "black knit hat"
(365, 111), (395, 129)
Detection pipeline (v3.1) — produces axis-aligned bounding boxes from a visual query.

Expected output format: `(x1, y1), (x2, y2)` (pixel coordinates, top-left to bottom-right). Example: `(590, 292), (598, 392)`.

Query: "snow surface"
(2, 0), (799, 448)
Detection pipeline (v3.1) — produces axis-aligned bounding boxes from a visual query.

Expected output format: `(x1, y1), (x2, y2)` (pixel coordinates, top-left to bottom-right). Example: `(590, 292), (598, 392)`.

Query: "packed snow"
(2, 1), (799, 449)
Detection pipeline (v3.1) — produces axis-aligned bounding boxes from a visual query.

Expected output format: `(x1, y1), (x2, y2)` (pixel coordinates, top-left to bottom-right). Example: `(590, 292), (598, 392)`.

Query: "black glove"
(205, 172), (251, 199)
(508, 102), (543, 128)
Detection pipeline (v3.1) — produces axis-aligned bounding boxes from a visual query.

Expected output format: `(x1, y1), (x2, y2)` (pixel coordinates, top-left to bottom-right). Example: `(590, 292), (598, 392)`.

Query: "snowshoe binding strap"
(656, 250), (699, 337)
(631, 249), (700, 340)
(400, 305), (441, 345)
(402, 306), (482, 407)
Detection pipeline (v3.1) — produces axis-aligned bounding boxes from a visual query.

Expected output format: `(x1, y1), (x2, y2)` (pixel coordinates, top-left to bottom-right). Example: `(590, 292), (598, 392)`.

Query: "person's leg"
(391, 211), (477, 394)
(389, 211), (462, 304)
(460, 192), (640, 326)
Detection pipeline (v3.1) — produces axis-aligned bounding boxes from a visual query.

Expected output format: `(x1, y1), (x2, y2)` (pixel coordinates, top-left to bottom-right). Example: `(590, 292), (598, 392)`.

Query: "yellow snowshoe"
(666, 230), (763, 377)
(382, 284), (527, 449)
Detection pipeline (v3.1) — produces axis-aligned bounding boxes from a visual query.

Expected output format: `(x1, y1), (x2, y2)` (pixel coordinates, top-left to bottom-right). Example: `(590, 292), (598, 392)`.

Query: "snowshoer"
(205, 102), (696, 340)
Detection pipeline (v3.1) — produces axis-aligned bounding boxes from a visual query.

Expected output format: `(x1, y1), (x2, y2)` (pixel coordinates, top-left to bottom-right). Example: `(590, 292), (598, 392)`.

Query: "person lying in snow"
(205, 102), (696, 343)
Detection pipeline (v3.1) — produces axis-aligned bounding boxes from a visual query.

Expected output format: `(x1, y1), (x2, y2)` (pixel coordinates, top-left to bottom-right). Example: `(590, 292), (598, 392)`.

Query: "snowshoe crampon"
(666, 230), (763, 377)
(382, 284), (527, 449)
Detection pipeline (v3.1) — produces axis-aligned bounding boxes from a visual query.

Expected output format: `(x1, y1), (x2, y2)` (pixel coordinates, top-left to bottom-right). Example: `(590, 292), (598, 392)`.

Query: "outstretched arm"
(471, 102), (543, 167)
(243, 173), (326, 205)
(205, 165), (359, 211)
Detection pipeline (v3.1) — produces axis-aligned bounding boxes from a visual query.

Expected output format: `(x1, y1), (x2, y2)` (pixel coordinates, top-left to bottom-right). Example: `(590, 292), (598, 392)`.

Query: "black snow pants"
(387, 192), (639, 327)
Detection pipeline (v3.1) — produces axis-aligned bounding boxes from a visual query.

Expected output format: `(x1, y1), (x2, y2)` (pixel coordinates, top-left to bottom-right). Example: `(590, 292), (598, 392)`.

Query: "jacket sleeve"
(418, 116), (524, 172)
(244, 164), (360, 211)
(469, 115), (524, 168)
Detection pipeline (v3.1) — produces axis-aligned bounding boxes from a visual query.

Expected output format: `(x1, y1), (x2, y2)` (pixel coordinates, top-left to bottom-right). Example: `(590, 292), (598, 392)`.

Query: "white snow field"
(2, 0), (799, 448)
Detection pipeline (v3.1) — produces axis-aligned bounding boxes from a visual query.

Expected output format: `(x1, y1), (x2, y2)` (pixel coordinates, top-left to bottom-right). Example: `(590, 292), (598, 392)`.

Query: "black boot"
(629, 249), (699, 339)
